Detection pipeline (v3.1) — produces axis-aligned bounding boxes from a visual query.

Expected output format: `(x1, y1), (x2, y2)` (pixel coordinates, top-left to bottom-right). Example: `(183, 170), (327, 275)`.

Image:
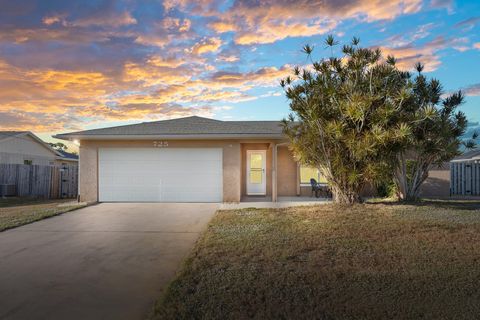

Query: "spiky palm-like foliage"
(281, 37), (411, 204)
(394, 65), (474, 201)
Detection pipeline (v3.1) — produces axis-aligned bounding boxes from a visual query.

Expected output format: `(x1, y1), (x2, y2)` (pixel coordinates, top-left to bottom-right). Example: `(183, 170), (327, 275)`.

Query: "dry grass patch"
(152, 202), (480, 319)
(0, 198), (86, 231)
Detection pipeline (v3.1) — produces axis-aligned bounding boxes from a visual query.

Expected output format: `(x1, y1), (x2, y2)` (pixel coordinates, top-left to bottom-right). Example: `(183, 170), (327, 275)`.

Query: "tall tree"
(394, 63), (476, 201)
(281, 36), (410, 204)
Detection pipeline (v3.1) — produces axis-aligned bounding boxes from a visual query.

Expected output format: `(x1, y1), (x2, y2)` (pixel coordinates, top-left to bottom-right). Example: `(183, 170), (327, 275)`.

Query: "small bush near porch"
(152, 201), (480, 319)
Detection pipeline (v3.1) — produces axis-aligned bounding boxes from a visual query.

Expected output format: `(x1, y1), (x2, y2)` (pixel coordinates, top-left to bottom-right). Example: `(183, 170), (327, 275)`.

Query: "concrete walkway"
(0, 203), (218, 320)
(221, 197), (330, 209)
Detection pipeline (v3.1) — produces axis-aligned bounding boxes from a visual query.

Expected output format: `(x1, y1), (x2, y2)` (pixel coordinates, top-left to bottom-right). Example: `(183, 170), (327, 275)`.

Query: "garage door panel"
(98, 148), (223, 202)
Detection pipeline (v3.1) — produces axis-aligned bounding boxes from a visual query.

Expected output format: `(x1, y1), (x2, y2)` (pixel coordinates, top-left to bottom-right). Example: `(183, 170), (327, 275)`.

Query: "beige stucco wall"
(277, 146), (298, 196)
(79, 140), (242, 203)
(79, 141), (99, 203)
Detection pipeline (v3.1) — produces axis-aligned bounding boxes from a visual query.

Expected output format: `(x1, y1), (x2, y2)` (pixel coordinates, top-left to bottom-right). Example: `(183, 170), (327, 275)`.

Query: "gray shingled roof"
(54, 116), (285, 139)
(0, 131), (28, 141)
(452, 148), (480, 161)
(56, 150), (79, 160)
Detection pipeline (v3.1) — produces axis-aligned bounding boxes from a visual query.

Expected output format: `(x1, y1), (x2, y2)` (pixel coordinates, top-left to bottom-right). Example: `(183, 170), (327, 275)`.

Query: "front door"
(246, 150), (266, 195)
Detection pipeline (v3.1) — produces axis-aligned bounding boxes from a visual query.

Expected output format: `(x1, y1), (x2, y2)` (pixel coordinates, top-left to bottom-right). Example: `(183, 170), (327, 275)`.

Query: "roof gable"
(0, 131), (29, 142)
(0, 131), (60, 155)
(0, 131), (78, 161)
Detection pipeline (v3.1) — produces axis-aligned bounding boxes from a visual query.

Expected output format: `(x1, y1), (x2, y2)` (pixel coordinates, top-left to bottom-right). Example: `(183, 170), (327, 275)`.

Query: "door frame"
(246, 150), (267, 195)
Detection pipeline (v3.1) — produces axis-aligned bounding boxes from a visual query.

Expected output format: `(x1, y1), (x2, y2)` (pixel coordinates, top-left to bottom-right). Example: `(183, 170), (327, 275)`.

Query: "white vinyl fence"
(450, 161), (480, 196)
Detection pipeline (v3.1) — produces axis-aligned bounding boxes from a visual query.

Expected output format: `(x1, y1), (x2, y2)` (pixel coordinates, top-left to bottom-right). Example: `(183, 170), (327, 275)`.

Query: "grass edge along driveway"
(0, 199), (87, 232)
(151, 201), (480, 319)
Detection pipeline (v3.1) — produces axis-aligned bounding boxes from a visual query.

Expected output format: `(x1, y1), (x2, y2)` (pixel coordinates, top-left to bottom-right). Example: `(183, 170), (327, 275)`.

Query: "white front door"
(246, 150), (266, 195)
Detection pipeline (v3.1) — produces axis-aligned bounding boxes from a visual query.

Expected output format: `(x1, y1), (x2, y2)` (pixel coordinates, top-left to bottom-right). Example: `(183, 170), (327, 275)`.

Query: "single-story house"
(0, 131), (78, 166)
(54, 116), (451, 203)
(54, 116), (326, 203)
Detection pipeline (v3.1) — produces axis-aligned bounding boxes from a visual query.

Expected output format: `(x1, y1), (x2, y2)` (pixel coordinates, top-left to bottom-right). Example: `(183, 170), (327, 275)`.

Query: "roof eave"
(451, 156), (480, 162)
(53, 133), (286, 141)
(55, 156), (79, 161)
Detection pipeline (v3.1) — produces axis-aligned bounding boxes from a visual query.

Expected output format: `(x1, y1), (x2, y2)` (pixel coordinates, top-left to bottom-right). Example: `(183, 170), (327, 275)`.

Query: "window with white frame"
(300, 166), (327, 185)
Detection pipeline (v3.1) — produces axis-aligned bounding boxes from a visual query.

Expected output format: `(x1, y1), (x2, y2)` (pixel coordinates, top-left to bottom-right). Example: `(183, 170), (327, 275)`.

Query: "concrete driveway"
(0, 203), (218, 320)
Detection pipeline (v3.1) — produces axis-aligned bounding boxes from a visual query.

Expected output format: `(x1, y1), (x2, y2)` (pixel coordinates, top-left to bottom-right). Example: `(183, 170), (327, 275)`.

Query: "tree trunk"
(404, 162), (430, 201)
(394, 153), (431, 202)
(394, 153), (408, 201)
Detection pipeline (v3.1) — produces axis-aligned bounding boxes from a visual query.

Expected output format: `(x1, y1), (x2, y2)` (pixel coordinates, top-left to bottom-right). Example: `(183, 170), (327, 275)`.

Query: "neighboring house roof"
(0, 131), (58, 154)
(451, 149), (480, 162)
(0, 131), (38, 144)
(0, 131), (31, 142)
(56, 150), (79, 161)
(54, 116), (285, 140)
(0, 131), (77, 161)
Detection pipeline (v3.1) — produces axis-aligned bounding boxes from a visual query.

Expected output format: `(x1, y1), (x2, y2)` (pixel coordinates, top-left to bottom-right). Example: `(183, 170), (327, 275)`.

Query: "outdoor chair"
(310, 178), (332, 198)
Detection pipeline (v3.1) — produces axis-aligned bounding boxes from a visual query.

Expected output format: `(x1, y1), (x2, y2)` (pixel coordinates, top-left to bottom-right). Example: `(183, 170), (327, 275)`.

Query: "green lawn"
(0, 198), (86, 231)
(152, 201), (480, 319)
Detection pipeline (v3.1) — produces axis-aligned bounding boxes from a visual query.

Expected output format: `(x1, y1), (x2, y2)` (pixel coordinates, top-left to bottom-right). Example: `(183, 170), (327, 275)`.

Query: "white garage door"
(98, 148), (223, 202)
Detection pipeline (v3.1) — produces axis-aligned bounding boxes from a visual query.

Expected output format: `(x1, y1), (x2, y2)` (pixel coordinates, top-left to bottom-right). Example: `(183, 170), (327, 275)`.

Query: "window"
(249, 153), (263, 184)
(23, 159), (33, 165)
(300, 166), (327, 185)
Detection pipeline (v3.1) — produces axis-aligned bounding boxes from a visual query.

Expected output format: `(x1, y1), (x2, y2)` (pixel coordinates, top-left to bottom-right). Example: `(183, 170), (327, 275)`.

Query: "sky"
(0, 0), (479, 150)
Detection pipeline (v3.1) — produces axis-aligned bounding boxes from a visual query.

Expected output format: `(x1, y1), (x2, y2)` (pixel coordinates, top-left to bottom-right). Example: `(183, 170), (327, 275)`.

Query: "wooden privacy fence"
(0, 164), (78, 199)
(450, 161), (480, 196)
